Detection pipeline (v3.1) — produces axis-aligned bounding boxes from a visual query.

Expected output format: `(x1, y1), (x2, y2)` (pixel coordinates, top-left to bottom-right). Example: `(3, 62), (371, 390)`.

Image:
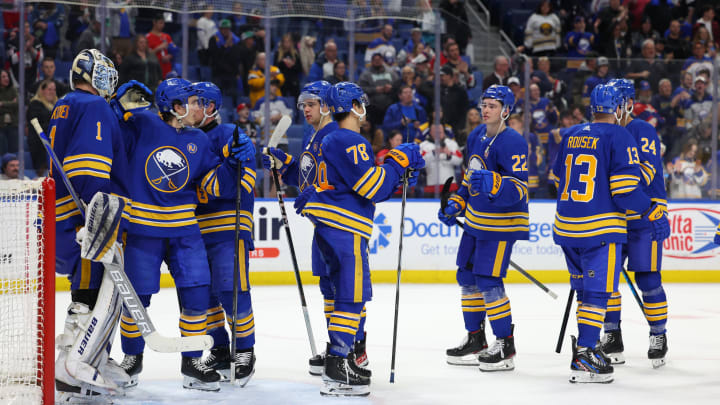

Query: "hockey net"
(0, 179), (55, 405)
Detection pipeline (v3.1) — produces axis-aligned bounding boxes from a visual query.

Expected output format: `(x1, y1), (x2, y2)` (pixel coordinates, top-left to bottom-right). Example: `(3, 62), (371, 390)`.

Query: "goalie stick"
(263, 115), (318, 358)
(30, 118), (212, 353)
(439, 177), (558, 299)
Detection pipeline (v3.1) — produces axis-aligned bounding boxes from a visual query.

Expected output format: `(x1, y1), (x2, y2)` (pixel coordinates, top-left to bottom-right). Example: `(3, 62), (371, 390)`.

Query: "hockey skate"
(320, 353), (370, 397)
(447, 323), (488, 366)
(204, 346), (231, 380)
(648, 333), (668, 368)
(56, 351), (117, 404)
(181, 356), (221, 392)
(477, 327), (515, 372)
(600, 329), (625, 364)
(229, 348), (256, 387)
(353, 334), (369, 368)
(119, 354), (143, 388)
(569, 336), (614, 384)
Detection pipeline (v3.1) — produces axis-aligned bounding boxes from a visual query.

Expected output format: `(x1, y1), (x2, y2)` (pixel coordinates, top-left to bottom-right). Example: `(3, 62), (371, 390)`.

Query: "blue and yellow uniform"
(118, 110), (239, 358)
(50, 89), (130, 290)
(196, 120), (257, 351)
(449, 123), (529, 340)
(529, 97), (557, 147)
(551, 122), (652, 349)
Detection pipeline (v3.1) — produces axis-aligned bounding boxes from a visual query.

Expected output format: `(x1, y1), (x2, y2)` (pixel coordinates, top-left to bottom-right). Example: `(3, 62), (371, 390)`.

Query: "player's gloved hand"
(470, 169), (503, 196)
(224, 132), (255, 166)
(437, 201), (462, 227)
(406, 169), (419, 188)
(293, 186), (316, 216)
(384, 143), (425, 177)
(262, 147), (293, 173)
(109, 80), (153, 121)
(75, 226), (87, 246)
(643, 202), (670, 241)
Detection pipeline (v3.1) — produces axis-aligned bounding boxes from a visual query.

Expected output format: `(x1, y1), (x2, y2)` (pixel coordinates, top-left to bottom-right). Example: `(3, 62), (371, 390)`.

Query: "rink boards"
(55, 200), (720, 290)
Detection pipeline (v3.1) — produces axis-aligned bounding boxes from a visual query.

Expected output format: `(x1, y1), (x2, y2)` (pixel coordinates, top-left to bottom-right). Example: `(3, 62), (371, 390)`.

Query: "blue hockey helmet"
(193, 81), (222, 109)
(297, 80), (332, 110)
(608, 78), (635, 101)
(326, 82), (369, 114)
(70, 49), (118, 99)
(481, 85), (515, 117)
(590, 84), (623, 114)
(155, 78), (196, 113)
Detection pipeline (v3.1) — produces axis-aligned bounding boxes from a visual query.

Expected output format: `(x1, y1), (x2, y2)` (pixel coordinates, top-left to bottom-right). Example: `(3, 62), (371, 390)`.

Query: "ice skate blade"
(182, 376), (220, 392)
(55, 380), (114, 404)
(122, 376), (138, 389)
(605, 352), (625, 365)
(320, 381), (370, 397)
(651, 357), (666, 369)
(309, 364), (323, 376)
(569, 370), (614, 384)
(222, 368), (255, 387)
(478, 357), (515, 372)
(447, 354), (480, 366)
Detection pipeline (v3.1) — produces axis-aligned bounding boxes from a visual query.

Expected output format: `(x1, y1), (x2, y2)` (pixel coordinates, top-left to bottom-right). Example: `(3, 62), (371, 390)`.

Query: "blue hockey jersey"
(625, 118), (667, 230)
(284, 121), (338, 192)
(302, 127), (403, 240)
(194, 121), (256, 244)
(50, 90), (130, 231)
(121, 110), (238, 237)
(551, 122), (652, 247)
(529, 97), (557, 145)
(453, 124), (529, 241)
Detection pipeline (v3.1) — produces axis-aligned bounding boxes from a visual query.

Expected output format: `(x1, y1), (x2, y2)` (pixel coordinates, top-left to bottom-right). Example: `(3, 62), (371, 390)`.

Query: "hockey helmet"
(590, 84), (623, 114)
(608, 78), (635, 101)
(297, 80), (332, 110)
(70, 49), (118, 99)
(193, 81), (223, 109)
(481, 85), (515, 118)
(326, 82), (369, 115)
(155, 78), (196, 113)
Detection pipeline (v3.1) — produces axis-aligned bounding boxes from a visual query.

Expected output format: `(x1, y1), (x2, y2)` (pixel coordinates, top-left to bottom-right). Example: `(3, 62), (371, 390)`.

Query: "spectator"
(308, 40), (340, 83)
(458, 107), (481, 147)
(603, 20), (632, 69)
(528, 83), (558, 152)
(693, 5), (719, 47)
(376, 130), (403, 165)
(7, 22), (44, 92)
(683, 75), (713, 130)
(521, 0), (562, 57)
(570, 105), (588, 125)
(594, 0), (628, 43)
(77, 19), (109, 55)
(440, 0), (471, 53)
(364, 24), (397, 66)
(234, 103), (259, 145)
(298, 35), (317, 77)
(633, 80), (664, 128)
(395, 66), (427, 109)
(626, 39), (668, 92)
(683, 41), (713, 79)
(652, 78), (682, 141)
(108, 1), (136, 58)
(482, 55), (509, 90)
(692, 25), (717, 58)
(29, 3), (64, 58)
(119, 34), (163, 92)
(360, 119), (386, 155)
(251, 82), (293, 132)
(196, 8), (217, 65)
(382, 85), (427, 140)
(27, 79), (57, 177)
(668, 139), (708, 199)
(443, 42), (475, 89)
(359, 52), (399, 126)
(645, 0), (673, 36)
(402, 42), (429, 69)
(439, 65), (469, 133)
(565, 16), (596, 67)
(673, 70), (694, 98)
(398, 27), (433, 65)
(664, 19), (691, 60)
(581, 56), (610, 106)
(531, 56), (558, 97)
(324, 61), (348, 85)
(507, 76), (525, 115)
(631, 16), (661, 56)
(420, 123), (462, 195)
(30, 57), (68, 97)
(274, 33), (302, 98)
(0, 70), (18, 155)
(248, 52), (285, 108)
(0, 153), (29, 180)
(146, 15), (176, 79)
(238, 30), (258, 91)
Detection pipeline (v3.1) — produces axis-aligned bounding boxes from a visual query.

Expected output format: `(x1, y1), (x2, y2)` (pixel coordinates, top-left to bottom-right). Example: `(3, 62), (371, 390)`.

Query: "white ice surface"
(55, 282), (720, 404)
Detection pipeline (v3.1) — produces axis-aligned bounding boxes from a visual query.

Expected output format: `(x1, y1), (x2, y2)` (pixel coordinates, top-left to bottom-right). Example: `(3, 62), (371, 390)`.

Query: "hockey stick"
(390, 125), (414, 383)
(230, 125), (243, 383)
(263, 115), (318, 358)
(555, 288), (575, 353)
(621, 267), (644, 310)
(439, 177), (558, 299)
(30, 118), (212, 353)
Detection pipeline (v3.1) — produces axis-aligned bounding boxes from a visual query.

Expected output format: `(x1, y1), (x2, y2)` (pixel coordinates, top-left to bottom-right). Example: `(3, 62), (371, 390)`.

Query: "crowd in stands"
(0, 0), (719, 199)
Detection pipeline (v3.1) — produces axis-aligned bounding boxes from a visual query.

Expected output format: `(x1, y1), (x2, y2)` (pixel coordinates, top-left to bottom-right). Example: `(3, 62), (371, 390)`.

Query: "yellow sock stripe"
(607, 292), (621, 311)
(643, 302), (668, 321)
(486, 297), (511, 321)
(120, 318), (141, 338)
(361, 305), (367, 318)
(577, 305), (606, 328)
(328, 311), (361, 334)
(179, 315), (208, 336)
(462, 293), (486, 312)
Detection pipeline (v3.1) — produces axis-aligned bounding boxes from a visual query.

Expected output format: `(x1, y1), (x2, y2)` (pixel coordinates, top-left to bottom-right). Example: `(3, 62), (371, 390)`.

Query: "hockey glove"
(643, 202), (671, 241)
(224, 133), (256, 166)
(109, 80), (153, 121)
(406, 169), (419, 188)
(262, 146), (294, 174)
(470, 169), (503, 196)
(438, 196), (464, 227)
(384, 143), (425, 178)
(294, 186), (316, 216)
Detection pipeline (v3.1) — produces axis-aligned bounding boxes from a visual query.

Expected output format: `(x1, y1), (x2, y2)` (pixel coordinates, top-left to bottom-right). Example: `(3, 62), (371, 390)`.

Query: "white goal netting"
(0, 179), (54, 405)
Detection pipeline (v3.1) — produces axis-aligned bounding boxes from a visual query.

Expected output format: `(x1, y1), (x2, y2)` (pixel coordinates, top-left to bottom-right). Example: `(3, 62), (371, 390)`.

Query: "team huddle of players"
(51, 48), (425, 402)
(438, 77), (673, 384)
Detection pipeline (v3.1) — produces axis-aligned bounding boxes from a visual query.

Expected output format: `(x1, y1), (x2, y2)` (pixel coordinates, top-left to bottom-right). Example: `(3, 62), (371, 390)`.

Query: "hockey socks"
(635, 272), (668, 335)
(603, 291), (622, 331)
(475, 277), (512, 339)
(327, 302), (365, 357)
(460, 285), (487, 333)
(576, 291), (610, 349)
(120, 294), (151, 355)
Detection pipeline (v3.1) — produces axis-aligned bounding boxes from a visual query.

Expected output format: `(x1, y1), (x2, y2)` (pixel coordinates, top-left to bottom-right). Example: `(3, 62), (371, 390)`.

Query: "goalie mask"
(70, 49), (119, 99)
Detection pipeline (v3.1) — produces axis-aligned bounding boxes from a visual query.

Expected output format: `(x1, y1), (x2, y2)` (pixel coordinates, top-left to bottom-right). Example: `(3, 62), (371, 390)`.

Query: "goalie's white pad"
(81, 192), (126, 264)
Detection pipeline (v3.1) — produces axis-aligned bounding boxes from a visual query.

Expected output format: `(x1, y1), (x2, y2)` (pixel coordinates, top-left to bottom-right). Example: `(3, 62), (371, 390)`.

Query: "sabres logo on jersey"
(299, 151), (318, 192)
(468, 154), (486, 197)
(145, 146), (190, 193)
